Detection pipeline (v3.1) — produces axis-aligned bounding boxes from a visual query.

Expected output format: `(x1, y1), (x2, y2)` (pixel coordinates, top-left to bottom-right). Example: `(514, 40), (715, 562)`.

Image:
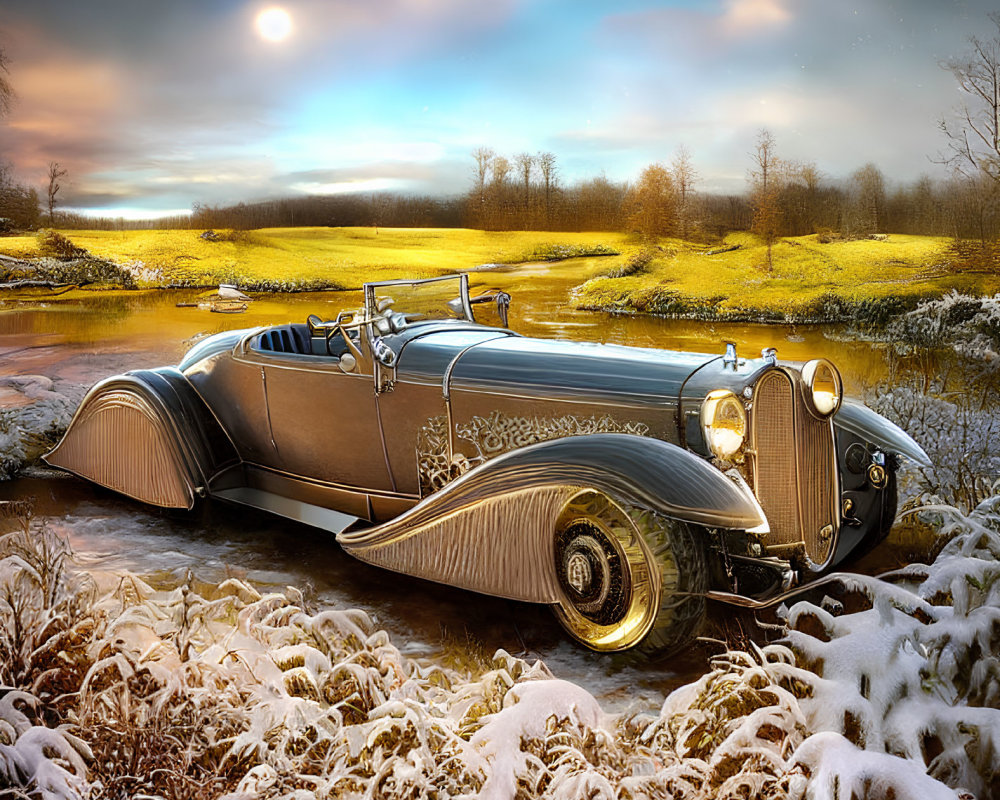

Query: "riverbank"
(572, 232), (1000, 327)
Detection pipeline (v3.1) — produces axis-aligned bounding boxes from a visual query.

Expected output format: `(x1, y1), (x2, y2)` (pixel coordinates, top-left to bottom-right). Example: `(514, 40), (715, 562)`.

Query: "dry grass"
(574, 232), (1000, 321)
(0, 228), (626, 291)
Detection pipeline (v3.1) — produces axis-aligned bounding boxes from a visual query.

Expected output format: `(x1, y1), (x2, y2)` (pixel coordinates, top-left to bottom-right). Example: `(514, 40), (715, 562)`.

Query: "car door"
(230, 327), (394, 496)
(261, 355), (393, 493)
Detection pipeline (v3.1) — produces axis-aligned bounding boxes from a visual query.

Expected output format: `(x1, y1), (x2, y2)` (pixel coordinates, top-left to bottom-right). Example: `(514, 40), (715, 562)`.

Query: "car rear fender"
(337, 433), (763, 603)
(44, 368), (239, 509)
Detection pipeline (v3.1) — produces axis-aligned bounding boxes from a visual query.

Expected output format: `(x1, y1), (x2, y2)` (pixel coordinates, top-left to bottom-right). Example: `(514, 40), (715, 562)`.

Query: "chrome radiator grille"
(751, 370), (838, 568)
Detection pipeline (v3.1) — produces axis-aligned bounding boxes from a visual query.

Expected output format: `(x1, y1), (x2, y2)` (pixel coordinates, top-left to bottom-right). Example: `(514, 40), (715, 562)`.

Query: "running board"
(213, 487), (359, 534)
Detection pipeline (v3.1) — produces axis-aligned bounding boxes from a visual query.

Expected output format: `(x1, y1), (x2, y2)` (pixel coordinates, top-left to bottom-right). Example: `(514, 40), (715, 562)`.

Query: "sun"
(256, 7), (293, 42)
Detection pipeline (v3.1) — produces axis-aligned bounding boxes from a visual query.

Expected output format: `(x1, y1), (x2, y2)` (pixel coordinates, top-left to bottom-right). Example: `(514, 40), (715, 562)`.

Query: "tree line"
(1, 145), (995, 246)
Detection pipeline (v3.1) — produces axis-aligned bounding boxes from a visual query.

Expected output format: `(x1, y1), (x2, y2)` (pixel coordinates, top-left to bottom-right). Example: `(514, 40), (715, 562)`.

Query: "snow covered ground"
(0, 490), (997, 799)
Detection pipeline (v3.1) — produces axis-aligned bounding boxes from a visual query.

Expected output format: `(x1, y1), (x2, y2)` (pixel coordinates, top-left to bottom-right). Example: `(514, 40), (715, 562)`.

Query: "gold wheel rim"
(552, 490), (660, 652)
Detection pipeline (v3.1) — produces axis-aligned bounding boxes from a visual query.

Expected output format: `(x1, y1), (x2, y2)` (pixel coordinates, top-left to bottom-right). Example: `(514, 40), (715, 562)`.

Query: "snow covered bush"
(779, 493), (1000, 799)
(0, 508), (93, 799)
(869, 384), (1000, 512)
(873, 292), (1000, 509)
(1, 494), (998, 799)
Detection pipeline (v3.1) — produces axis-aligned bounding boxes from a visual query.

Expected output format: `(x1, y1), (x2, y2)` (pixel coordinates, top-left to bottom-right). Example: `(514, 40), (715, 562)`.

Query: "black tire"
(551, 490), (708, 658)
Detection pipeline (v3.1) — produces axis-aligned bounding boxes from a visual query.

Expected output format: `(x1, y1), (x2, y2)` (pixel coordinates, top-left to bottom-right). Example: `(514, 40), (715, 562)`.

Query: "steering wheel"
(326, 312), (363, 364)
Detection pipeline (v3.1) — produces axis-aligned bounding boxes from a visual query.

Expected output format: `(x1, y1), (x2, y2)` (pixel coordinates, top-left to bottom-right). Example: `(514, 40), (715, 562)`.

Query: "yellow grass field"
(1, 227), (996, 316)
(0, 227), (625, 289)
(571, 232), (1000, 317)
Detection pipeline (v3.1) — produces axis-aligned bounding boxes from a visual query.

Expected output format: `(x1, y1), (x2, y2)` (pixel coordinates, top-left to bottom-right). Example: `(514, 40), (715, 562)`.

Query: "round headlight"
(700, 389), (747, 460)
(801, 359), (842, 417)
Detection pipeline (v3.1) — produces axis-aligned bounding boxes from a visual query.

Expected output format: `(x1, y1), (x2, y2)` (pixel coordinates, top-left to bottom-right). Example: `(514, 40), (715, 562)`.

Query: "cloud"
(286, 160), (443, 184)
(721, 0), (792, 35)
(0, 26), (133, 182)
(276, 154), (469, 197)
(601, 0), (794, 63)
(63, 152), (471, 213)
(64, 206), (193, 220)
(0, 0), (521, 211)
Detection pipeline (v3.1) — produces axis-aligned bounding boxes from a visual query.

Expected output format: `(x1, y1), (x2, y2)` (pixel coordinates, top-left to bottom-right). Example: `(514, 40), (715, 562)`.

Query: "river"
(0, 258), (899, 711)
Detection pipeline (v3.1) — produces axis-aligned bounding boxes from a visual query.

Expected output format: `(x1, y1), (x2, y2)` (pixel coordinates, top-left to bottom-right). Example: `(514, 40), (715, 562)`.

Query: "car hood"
(397, 328), (768, 406)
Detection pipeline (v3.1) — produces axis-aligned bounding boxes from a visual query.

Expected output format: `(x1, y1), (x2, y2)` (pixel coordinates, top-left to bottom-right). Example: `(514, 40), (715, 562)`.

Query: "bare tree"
(0, 162), (40, 230)
(0, 47), (14, 117)
(909, 175), (940, 234)
(799, 162), (821, 193)
(778, 161), (826, 235)
(670, 145), (698, 239)
(537, 151), (558, 226)
(46, 162), (68, 223)
(514, 153), (534, 188)
(469, 147), (495, 228)
(798, 162), (823, 232)
(490, 155), (510, 188)
(750, 129), (777, 190)
(484, 155), (513, 230)
(748, 129), (785, 271)
(514, 152), (534, 227)
(471, 147), (495, 196)
(846, 163), (886, 237)
(938, 13), (1000, 181)
(946, 174), (1000, 246)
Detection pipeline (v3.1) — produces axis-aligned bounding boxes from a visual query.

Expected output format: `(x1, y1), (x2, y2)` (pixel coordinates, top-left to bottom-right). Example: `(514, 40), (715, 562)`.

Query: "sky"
(0, 0), (996, 219)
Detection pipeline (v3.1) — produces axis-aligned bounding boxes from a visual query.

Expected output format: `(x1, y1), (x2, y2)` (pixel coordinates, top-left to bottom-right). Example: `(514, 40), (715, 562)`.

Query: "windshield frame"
(362, 274), (473, 323)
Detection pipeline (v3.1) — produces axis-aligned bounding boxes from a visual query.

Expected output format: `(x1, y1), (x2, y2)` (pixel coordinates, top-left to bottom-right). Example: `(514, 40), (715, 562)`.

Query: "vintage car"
(46, 274), (929, 657)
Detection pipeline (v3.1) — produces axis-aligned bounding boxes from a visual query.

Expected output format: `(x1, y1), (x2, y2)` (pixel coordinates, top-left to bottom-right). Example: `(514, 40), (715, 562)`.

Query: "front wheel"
(551, 490), (708, 658)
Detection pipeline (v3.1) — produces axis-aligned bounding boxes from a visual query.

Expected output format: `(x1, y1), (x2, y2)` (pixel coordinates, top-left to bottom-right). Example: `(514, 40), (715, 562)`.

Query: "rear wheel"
(551, 490), (708, 658)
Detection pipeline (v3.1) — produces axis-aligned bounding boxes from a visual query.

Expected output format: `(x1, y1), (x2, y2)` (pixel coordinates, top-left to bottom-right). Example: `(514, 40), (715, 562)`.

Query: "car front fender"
(835, 400), (931, 467)
(338, 433), (762, 603)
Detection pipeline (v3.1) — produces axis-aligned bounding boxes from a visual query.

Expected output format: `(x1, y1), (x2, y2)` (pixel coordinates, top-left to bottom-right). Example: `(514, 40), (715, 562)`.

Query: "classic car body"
(46, 274), (929, 656)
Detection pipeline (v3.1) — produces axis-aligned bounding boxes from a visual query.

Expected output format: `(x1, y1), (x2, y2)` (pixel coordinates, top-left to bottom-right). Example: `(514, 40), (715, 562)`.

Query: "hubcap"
(566, 551), (593, 594)
(555, 521), (627, 625)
